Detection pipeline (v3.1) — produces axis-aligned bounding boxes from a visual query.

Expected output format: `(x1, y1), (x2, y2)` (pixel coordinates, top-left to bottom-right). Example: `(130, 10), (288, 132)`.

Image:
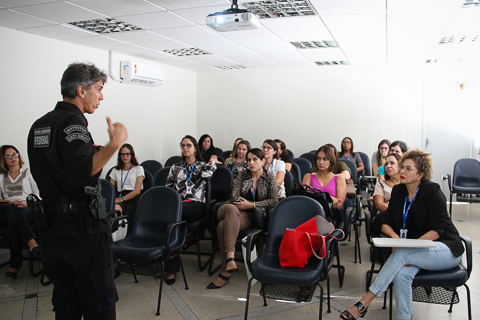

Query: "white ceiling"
(0, 0), (478, 72)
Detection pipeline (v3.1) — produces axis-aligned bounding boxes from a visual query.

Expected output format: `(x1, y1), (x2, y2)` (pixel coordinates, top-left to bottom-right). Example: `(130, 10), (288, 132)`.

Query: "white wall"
(0, 26), (197, 173)
(196, 67), (424, 158)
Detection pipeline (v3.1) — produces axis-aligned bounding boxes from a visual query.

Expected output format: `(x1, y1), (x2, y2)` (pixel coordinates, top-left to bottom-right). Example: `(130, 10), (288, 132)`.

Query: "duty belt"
(46, 201), (91, 222)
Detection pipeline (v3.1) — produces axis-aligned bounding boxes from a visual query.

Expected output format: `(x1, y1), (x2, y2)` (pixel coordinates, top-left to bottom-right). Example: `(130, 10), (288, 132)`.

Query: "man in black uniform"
(28, 62), (128, 319)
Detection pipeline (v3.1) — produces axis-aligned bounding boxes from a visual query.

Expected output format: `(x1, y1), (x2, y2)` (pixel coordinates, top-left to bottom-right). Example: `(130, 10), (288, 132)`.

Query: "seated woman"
(274, 139), (292, 171)
(207, 148), (278, 289)
(377, 140), (408, 181)
(263, 139), (286, 199)
(0, 145), (40, 279)
(341, 150), (464, 320)
(198, 134), (222, 165)
(372, 153), (401, 234)
(372, 139), (391, 176)
(109, 144), (144, 218)
(226, 137), (243, 160)
(166, 135), (216, 285)
(224, 140), (251, 178)
(302, 145), (346, 212)
(339, 137), (364, 173)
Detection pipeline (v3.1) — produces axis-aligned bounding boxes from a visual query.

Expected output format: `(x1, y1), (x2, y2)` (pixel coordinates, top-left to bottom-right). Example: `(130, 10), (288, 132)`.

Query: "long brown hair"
(0, 145), (24, 175)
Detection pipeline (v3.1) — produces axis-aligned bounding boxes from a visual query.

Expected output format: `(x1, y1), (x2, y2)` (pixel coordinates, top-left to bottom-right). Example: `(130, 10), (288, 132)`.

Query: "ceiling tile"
(63, 35), (128, 50)
(135, 40), (192, 51)
(118, 11), (194, 30)
(149, 25), (217, 40)
(309, 0), (385, 15)
(68, 0), (165, 18)
(262, 15), (333, 42)
(20, 24), (97, 39)
(180, 36), (243, 54)
(172, 5), (231, 25)
(13, 2), (106, 23)
(298, 47), (347, 61)
(0, 0), (58, 9)
(0, 9), (55, 29)
(149, 0), (231, 11)
(102, 30), (168, 44)
(223, 32), (292, 52)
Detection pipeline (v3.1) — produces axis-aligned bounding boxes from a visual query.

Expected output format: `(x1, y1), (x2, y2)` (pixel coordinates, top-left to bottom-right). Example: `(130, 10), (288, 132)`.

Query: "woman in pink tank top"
(302, 145), (346, 210)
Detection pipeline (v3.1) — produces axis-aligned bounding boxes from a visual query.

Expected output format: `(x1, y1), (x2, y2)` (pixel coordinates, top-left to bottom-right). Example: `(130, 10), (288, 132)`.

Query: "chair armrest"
(364, 211), (373, 246)
(110, 215), (131, 233)
(460, 234), (472, 279)
(107, 210), (121, 220)
(244, 229), (264, 269)
(447, 174), (453, 192)
(165, 220), (188, 255)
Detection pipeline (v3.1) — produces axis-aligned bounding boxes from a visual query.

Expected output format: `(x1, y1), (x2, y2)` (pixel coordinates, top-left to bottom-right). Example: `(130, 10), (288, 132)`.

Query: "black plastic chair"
(140, 160), (163, 177)
(357, 152), (376, 196)
(299, 152), (315, 166)
(385, 235), (472, 320)
(357, 152), (370, 176)
(111, 187), (188, 316)
(142, 171), (154, 193)
(219, 150), (231, 162)
(338, 158), (358, 186)
(244, 196), (340, 320)
(213, 147), (223, 156)
(287, 149), (294, 160)
(154, 167), (170, 187)
(100, 178), (120, 218)
(447, 158), (480, 219)
(292, 158), (312, 182)
(284, 169), (294, 197)
(290, 162), (302, 184)
(105, 166), (114, 182)
(165, 156), (182, 167)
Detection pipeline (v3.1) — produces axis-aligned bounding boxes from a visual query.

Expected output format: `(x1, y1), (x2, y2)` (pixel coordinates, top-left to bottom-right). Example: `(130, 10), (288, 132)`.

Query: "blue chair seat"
(114, 235), (168, 261)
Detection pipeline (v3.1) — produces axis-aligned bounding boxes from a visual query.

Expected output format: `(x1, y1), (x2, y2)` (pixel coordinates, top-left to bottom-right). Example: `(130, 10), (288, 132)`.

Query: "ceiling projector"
(206, 3), (259, 32)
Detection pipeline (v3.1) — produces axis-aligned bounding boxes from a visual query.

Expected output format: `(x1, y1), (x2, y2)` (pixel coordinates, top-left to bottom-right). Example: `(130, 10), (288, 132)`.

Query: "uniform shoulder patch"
(64, 125), (91, 143)
(33, 127), (51, 148)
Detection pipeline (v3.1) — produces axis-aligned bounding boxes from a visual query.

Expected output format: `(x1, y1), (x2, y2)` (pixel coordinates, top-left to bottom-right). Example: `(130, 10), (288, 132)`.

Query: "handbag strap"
(324, 229), (345, 241)
(305, 233), (326, 260)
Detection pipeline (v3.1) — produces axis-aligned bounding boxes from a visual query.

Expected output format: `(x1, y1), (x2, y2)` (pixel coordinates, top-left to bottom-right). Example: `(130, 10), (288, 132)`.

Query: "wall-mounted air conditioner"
(120, 61), (164, 87)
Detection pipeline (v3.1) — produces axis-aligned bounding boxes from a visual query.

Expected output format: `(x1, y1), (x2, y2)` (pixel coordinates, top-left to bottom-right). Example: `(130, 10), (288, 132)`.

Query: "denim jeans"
(369, 242), (462, 319)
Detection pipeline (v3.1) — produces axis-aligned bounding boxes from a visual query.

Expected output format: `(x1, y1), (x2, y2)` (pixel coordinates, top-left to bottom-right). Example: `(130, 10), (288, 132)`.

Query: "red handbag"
(279, 216), (343, 268)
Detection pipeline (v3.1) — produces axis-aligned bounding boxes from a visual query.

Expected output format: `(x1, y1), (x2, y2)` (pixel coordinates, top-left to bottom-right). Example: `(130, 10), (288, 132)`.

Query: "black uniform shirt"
(28, 101), (109, 237)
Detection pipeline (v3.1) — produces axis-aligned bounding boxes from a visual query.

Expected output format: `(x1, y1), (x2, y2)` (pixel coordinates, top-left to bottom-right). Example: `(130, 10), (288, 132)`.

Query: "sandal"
(340, 301), (368, 320)
(226, 257), (238, 273)
(206, 273), (230, 289)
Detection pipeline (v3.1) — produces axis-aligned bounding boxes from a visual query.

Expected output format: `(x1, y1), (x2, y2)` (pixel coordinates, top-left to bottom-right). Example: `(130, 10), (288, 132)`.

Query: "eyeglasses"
(262, 146), (273, 151)
(399, 165), (417, 173)
(120, 153), (131, 157)
(379, 147), (389, 151)
(342, 141), (351, 145)
(4, 153), (19, 159)
(180, 143), (193, 149)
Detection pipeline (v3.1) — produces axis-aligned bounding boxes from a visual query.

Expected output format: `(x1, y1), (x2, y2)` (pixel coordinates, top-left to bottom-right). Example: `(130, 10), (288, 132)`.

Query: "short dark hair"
(198, 134), (214, 151)
(0, 145), (24, 175)
(181, 135), (204, 162)
(376, 139), (391, 164)
(384, 153), (401, 181)
(314, 145), (337, 172)
(390, 140), (409, 153)
(340, 137), (355, 157)
(274, 139), (291, 163)
(61, 62), (107, 98)
(263, 139), (279, 159)
(115, 143), (139, 170)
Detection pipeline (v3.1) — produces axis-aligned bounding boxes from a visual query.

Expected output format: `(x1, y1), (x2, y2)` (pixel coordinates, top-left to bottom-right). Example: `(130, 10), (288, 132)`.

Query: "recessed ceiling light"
(69, 18), (143, 34)
(463, 0), (480, 8)
(315, 61), (348, 66)
(215, 64), (246, 70)
(163, 48), (212, 57)
(291, 40), (337, 49)
(241, 0), (316, 19)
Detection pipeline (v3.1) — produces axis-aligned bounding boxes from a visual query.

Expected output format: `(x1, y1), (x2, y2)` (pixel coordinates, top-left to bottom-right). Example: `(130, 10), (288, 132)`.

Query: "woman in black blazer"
(341, 150), (464, 320)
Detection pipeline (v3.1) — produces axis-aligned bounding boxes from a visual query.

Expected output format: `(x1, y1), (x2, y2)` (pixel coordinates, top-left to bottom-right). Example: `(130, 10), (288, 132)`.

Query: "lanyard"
(344, 153), (351, 160)
(119, 165), (132, 198)
(232, 159), (245, 172)
(403, 187), (420, 228)
(251, 184), (257, 200)
(184, 162), (195, 185)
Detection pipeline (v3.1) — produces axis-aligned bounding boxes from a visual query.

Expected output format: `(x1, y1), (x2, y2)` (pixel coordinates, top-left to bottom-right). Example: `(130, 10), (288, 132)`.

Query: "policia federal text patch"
(33, 127), (51, 148)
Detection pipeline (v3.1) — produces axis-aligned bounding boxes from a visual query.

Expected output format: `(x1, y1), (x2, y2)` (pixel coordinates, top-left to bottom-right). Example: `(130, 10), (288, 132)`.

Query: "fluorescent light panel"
(241, 0), (316, 19)
(69, 18), (143, 34)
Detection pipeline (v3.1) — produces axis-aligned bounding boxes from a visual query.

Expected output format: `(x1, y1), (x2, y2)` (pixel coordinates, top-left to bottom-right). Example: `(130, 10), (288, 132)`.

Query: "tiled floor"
(1, 201), (479, 320)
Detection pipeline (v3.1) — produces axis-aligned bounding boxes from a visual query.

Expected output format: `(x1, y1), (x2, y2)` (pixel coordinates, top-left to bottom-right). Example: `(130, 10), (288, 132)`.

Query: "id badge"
(185, 184), (192, 195)
(400, 229), (408, 239)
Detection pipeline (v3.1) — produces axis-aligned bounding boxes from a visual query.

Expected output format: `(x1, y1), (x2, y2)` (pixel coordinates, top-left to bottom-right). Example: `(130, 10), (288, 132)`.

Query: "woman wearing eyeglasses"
(165, 135), (217, 285)
(372, 139), (391, 176)
(341, 150), (463, 320)
(377, 140), (409, 181)
(262, 139), (286, 199)
(109, 144), (144, 218)
(339, 137), (364, 173)
(0, 145), (40, 279)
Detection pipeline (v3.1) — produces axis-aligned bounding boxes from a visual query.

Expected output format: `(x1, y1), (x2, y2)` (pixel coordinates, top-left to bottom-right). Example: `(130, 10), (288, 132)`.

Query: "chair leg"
(449, 193), (453, 219)
(244, 277), (255, 320)
(326, 276), (331, 313)
(156, 261), (164, 316)
(388, 284), (393, 320)
(128, 262), (138, 283)
(464, 284), (472, 320)
(317, 283), (324, 320)
(178, 255), (189, 290)
(355, 224), (361, 264)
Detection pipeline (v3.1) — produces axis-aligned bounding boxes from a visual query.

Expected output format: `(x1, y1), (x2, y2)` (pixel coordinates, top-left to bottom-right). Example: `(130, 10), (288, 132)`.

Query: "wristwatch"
(122, 197), (126, 202)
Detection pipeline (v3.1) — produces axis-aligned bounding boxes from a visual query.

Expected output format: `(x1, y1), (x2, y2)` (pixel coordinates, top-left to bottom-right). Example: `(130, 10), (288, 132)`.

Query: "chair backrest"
(100, 178), (116, 212)
(165, 156), (183, 167)
(338, 158), (358, 185)
(210, 166), (234, 203)
(154, 166), (171, 186)
(290, 162), (302, 183)
(217, 156), (225, 165)
(287, 149), (294, 160)
(265, 196), (325, 254)
(219, 150), (231, 162)
(453, 158), (480, 188)
(140, 160), (163, 177)
(357, 152), (370, 176)
(131, 187), (182, 243)
(104, 166), (114, 181)
(213, 147), (223, 156)
(299, 152), (315, 166)
(284, 170), (294, 197)
(142, 171), (154, 192)
(292, 158), (312, 182)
